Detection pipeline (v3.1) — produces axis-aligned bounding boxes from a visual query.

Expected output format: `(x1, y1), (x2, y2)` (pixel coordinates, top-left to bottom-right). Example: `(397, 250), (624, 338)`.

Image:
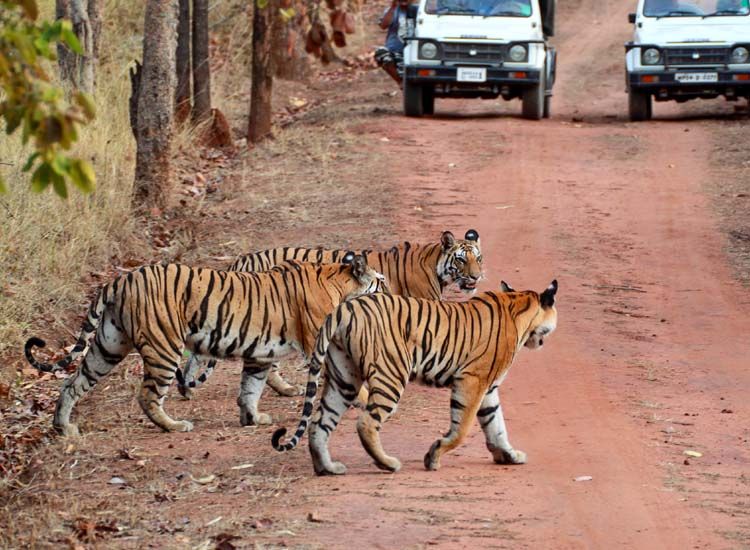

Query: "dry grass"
(0, 4), (144, 363)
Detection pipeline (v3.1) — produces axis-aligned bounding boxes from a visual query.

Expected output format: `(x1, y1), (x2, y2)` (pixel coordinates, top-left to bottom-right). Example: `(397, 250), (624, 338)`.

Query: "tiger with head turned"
(24, 255), (388, 436)
(272, 279), (558, 475)
(177, 229), (483, 399)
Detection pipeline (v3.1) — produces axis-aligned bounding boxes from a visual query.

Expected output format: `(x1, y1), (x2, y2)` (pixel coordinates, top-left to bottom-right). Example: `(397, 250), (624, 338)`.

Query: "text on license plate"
(457, 67), (487, 82)
(675, 72), (718, 83)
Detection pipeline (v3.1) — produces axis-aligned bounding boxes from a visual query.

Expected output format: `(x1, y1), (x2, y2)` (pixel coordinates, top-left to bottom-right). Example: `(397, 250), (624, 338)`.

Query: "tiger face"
(502, 280), (558, 350)
(439, 229), (483, 293)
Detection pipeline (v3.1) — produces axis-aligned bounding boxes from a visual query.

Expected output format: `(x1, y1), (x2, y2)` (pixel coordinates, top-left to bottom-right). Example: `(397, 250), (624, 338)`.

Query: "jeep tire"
(628, 89), (652, 121)
(404, 80), (424, 117)
(522, 70), (545, 120)
(423, 86), (435, 115)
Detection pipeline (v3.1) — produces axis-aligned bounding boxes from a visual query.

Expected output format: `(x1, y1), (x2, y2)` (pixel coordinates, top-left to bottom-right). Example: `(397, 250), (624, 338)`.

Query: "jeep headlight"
(508, 44), (528, 62)
(731, 46), (749, 64)
(420, 42), (439, 60)
(642, 47), (661, 65)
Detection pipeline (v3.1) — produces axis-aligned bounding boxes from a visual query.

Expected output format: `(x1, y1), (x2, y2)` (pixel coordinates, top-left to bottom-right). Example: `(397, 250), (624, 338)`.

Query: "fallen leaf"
(213, 532), (241, 550)
(190, 474), (216, 484)
(118, 448), (141, 460)
(205, 516), (222, 527)
(289, 97), (308, 109)
(252, 518), (273, 530)
(307, 511), (326, 523)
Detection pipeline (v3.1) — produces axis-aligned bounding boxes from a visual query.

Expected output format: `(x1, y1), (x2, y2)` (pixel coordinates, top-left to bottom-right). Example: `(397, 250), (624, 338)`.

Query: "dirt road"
(251, 1), (750, 547)
(4, 0), (749, 547)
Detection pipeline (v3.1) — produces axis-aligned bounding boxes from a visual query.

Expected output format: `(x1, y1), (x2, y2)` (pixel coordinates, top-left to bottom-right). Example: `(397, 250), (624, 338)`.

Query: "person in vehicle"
(374, 0), (411, 85)
(644, 0), (702, 16)
(716, 0), (749, 13)
(472, 0), (531, 16)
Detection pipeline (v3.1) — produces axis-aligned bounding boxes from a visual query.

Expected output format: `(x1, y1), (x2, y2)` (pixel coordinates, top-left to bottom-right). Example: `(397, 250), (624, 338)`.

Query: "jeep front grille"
(441, 42), (506, 64)
(664, 47), (729, 67)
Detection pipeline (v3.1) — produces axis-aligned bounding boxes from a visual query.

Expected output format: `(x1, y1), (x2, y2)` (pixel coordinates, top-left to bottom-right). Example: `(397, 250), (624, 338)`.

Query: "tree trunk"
(55, 0), (98, 92)
(272, 15), (311, 81)
(134, 0), (179, 209)
(55, 0), (76, 85)
(248, 0), (276, 143)
(87, 0), (101, 87)
(191, 0), (211, 123)
(175, 0), (192, 123)
(128, 60), (143, 138)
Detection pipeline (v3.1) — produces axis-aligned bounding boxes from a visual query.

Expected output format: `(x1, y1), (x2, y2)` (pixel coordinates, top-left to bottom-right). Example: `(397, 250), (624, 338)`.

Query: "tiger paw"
(314, 461), (347, 476)
(493, 448), (527, 465)
(423, 441), (441, 471)
(173, 420), (194, 432)
(177, 385), (195, 400)
(240, 410), (272, 426)
(374, 457), (401, 473)
(275, 385), (304, 397)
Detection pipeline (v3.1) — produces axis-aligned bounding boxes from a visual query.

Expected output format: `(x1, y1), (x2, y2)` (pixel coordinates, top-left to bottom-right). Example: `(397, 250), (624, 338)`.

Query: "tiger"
(177, 229), (483, 399)
(24, 255), (388, 436)
(271, 279), (558, 475)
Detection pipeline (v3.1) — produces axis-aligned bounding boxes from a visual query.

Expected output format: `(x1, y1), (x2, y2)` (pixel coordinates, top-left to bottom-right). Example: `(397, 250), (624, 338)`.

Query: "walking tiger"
(272, 280), (558, 474)
(24, 255), (388, 435)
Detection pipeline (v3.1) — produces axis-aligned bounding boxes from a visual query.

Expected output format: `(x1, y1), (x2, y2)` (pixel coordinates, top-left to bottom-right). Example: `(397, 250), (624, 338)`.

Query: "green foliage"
(0, 0), (96, 196)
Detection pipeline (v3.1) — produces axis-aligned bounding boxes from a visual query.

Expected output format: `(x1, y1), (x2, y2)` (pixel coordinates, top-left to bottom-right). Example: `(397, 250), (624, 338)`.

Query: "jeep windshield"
(425, 0), (532, 17)
(643, 0), (750, 17)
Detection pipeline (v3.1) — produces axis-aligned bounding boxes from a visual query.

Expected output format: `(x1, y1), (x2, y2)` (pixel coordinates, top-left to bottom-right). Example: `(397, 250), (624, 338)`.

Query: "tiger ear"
(464, 229), (479, 242)
(540, 279), (558, 308)
(440, 231), (456, 251)
(500, 280), (515, 292)
(341, 251), (356, 265)
(350, 254), (368, 280)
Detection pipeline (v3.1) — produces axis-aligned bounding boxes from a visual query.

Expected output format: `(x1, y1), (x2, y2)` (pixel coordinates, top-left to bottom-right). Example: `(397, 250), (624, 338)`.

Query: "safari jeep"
(625, 0), (750, 121)
(401, 0), (556, 119)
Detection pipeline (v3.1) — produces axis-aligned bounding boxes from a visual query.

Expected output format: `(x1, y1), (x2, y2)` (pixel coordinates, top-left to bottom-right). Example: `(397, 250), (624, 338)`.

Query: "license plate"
(457, 67), (487, 82)
(675, 72), (718, 83)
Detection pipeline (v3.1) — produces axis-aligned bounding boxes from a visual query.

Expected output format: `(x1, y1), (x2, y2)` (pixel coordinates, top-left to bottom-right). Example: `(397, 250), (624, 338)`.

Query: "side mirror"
(540, 0), (555, 37)
(628, 12), (636, 24)
(407, 3), (418, 19)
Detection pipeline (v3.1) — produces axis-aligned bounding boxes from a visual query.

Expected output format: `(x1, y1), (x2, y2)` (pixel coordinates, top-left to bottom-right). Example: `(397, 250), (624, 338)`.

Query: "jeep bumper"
(405, 66), (541, 86)
(628, 70), (750, 98)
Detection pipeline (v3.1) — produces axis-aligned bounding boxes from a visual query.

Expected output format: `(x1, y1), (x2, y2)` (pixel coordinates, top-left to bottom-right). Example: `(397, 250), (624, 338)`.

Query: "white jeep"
(401, 0), (556, 119)
(625, 0), (750, 121)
